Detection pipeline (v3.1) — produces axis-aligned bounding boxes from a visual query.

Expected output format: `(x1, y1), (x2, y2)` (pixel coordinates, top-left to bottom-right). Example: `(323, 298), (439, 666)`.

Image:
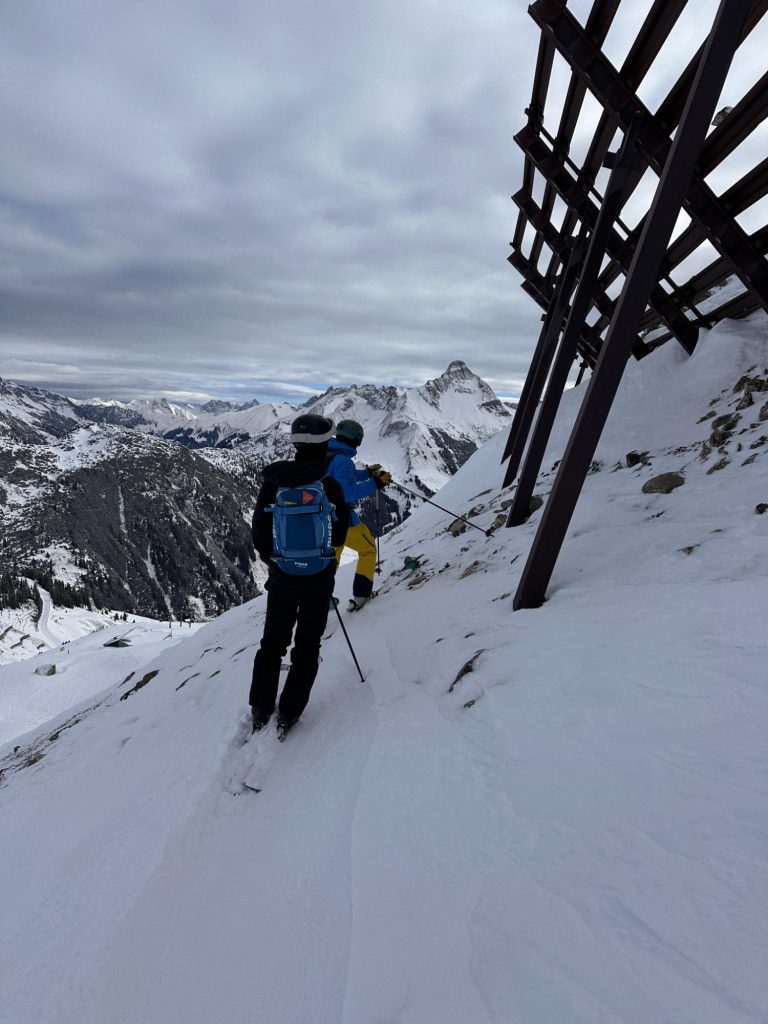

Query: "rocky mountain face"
(1, 381), (259, 619)
(0, 377), (84, 443)
(0, 363), (510, 619)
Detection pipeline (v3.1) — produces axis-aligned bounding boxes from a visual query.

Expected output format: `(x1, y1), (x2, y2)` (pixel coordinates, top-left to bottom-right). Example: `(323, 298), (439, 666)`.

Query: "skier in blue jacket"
(326, 419), (391, 610)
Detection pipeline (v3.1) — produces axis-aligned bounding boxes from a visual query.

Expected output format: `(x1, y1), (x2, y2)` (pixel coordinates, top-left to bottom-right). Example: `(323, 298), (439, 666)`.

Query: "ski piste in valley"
(1, 318), (767, 1024)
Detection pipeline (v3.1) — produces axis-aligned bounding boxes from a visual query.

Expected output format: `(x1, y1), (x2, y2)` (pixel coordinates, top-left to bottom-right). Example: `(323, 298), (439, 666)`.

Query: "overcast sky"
(2, 0), (764, 404)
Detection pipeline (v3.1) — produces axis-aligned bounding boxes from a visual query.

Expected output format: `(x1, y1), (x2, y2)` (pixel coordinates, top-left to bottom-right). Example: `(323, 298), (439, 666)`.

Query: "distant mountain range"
(0, 362), (511, 619)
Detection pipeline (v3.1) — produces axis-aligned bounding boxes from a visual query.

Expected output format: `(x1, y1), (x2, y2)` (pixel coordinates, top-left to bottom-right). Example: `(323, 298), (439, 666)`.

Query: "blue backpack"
(267, 479), (337, 575)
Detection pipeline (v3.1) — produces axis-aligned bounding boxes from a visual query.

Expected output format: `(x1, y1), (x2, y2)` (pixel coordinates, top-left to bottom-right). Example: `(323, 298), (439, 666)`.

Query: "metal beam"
(513, 31), (557, 251)
(507, 118), (646, 527)
(501, 230), (588, 482)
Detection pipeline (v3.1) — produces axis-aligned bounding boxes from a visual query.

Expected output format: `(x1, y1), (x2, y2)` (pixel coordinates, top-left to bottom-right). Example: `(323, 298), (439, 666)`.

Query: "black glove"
(374, 470), (392, 490)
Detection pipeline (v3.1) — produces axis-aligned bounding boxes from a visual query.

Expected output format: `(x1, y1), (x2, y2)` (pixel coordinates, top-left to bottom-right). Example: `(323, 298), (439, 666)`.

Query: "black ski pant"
(249, 568), (335, 723)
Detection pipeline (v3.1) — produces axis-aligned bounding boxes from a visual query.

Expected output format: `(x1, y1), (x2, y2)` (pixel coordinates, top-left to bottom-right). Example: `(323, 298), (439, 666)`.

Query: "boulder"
(642, 472), (685, 494)
(529, 494), (544, 515)
(710, 412), (740, 446)
(489, 512), (507, 533)
(626, 450), (651, 468)
(447, 519), (467, 537)
(734, 374), (768, 394)
(34, 663), (56, 677)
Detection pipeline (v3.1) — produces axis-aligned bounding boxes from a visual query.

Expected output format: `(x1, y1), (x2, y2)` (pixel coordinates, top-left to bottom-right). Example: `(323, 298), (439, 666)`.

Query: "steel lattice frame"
(504, 0), (768, 609)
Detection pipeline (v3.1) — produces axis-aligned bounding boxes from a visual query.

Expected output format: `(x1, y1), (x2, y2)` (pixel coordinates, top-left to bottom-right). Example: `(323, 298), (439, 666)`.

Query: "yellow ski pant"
(335, 522), (377, 597)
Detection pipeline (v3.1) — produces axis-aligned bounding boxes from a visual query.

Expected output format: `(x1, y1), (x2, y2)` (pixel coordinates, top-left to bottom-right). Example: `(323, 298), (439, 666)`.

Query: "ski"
(241, 724), (282, 793)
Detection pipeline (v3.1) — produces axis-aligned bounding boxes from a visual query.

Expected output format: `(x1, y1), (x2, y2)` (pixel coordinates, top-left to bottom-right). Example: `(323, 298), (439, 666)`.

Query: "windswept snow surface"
(1, 319), (767, 1023)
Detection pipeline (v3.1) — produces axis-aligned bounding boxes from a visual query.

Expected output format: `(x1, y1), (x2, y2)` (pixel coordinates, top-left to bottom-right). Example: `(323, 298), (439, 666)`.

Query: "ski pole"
(375, 491), (382, 574)
(391, 481), (491, 537)
(333, 604), (366, 683)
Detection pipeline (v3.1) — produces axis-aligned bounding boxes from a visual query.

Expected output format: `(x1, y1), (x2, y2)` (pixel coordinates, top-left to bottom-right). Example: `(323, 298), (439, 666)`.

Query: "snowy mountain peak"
(418, 360), (506, 419)
(128, 398), (198, 421)
(444, 359), (471, 375)
(199, 400), (239, 415)
(72, 397), (128, 409)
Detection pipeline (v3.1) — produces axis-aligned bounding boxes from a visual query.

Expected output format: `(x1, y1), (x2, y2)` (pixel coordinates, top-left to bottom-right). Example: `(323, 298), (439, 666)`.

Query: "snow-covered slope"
(0, 603), (201, 746)
(0, 590), (165, 665)
(1, 319), (766, 1023)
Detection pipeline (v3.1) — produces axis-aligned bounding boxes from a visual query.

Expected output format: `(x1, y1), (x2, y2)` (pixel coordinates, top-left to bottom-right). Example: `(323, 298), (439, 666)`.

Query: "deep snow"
(1, 318), (766, 1024)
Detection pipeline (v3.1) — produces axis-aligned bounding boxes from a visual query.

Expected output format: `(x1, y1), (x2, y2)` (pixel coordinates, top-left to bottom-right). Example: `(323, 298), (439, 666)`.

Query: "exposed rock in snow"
(642, 471), (686, 493)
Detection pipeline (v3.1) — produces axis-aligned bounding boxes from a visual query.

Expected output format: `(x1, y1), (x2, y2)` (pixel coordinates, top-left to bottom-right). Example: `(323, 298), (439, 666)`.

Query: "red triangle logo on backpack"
(302, 490), (315, 505)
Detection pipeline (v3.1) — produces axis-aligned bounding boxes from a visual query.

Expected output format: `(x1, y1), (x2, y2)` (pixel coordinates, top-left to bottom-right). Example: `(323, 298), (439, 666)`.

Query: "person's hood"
(328, 437), (357, 458)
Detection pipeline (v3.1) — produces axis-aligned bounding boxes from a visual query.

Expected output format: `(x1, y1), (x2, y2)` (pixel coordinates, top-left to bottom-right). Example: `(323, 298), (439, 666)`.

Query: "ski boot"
(251, 705), (272, 733)
(276, 713), (298, 742)
(347, 595), (370, 613)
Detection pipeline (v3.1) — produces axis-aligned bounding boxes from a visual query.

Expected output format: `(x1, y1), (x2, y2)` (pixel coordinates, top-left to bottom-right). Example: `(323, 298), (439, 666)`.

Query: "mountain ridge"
(0, 363), (510, 620)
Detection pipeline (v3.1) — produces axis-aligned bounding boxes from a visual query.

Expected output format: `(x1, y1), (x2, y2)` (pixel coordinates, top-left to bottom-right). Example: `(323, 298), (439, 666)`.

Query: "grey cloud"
(6, 0), (756, 407)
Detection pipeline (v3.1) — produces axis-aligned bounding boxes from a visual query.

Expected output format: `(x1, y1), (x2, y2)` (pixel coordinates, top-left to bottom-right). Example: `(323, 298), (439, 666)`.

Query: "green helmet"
(336, 419), (364, 447)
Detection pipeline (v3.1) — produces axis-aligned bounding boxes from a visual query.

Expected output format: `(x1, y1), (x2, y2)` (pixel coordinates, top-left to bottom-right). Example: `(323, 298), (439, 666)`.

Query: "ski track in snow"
(86, 640), (380, 1024)
(1, 320), (768, 1023)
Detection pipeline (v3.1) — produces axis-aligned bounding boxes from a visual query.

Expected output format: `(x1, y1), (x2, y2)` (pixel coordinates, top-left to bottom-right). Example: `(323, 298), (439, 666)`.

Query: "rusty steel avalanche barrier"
(503, 0), (768, 609)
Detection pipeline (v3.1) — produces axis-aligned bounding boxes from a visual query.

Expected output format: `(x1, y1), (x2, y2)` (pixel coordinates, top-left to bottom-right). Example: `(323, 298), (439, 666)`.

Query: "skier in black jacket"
(249, 413), (349, 738)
